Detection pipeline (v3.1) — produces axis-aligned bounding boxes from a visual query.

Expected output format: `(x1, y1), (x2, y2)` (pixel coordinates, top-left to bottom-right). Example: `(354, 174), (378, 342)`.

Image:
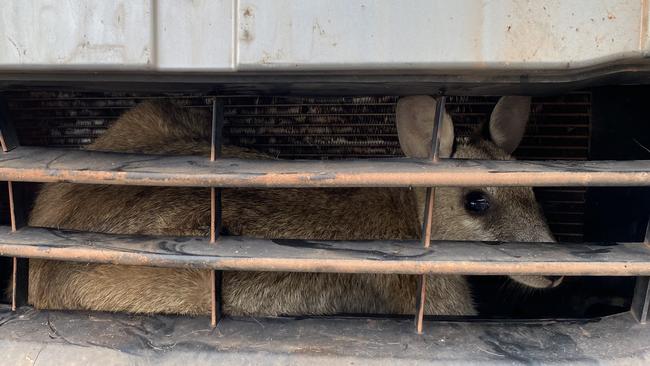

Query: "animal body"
(24, 96), (561, 317)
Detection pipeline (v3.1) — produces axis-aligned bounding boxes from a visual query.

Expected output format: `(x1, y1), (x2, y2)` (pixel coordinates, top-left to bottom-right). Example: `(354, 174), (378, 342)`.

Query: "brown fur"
(25, 99), (555, 317)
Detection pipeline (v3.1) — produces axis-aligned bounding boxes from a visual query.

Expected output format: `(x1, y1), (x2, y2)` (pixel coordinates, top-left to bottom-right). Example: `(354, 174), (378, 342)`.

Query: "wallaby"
(24, 96), (561, 317)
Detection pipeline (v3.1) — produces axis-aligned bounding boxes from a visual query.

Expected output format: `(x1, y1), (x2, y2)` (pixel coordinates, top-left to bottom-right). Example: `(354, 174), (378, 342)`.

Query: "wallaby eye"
(464, 191), (490, 214)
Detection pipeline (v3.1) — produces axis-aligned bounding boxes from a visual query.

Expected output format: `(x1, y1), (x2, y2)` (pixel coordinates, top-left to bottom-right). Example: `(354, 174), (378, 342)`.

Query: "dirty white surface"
(0, 0), (153, 69)
(0, 0), (648, 72)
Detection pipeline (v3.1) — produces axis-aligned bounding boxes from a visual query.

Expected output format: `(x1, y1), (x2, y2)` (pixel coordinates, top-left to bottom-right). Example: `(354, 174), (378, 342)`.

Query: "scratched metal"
(0, 227), (649, 275)
(0, 146), (647, 187)
(0, 306), (649, 364)
(2, 1), (649, 74)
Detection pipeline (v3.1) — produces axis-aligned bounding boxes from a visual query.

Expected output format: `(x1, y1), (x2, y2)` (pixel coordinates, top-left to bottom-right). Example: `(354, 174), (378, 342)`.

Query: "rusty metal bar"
(2, 99), (28, 310)
(210, 99), (224, 243)
(210, 189), (219, 243)
(0, 146), (647, 187)
(416, 96), (446, 334)
(209, 187), (222, 327)
(3, 227), (650, 275)
(9, 184), (29, 311)
(8, 182), (28, 310)
(420, 188), (435, 249)
(415, 275), (426, 332)
(210, 270), (223, 327)
(11, 257), (28, 311)
(632, 220), (650, 324)
(415, 186), (434, 333)
(7, 182), (26, 232)
(429, 97), (445, 163)
(210, 99), (224, 328)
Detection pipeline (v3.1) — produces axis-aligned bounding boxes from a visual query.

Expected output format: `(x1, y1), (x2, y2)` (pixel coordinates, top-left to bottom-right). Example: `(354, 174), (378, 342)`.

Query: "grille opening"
(4, 91), (591, 243)
(0, 87), (646, 320)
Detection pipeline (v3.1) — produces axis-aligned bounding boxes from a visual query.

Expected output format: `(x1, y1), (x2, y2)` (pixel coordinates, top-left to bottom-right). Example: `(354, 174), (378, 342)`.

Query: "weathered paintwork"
(1, 0), (650, 73)
(0, 146), (648, 187)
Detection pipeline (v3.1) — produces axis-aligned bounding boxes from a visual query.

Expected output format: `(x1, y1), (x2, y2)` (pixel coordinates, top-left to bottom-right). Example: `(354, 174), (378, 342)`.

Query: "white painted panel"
(156, 0), (234, 70)
(237, 0), (647, 70)
(0, 0), (648, 72)
(0, 0), (152, 68)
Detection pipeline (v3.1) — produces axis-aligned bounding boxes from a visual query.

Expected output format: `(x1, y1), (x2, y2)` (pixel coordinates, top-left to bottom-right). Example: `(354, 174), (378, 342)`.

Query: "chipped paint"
(0, 0), (152, 68)
(236, 0), (649, 71)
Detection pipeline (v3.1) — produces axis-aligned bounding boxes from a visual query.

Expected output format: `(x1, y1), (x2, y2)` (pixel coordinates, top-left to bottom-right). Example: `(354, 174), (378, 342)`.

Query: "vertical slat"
(2, 98), (28, 310)
(210, 98), (224, 243)
(415, 96), (446, 334)
(210, 269), (223, 327)
(0, 99), (18, 152)
(11, 257), (28, 311)
(632, 220), (650, 324)
(429, 96), (445, 164)
(10, 181), (28, 310)
(632, 277), (649, 324)
(210, 98), (225, 327)
(8, 182), (26, 231)
(420, 188), (435, 249)
(210, 188), (218, 243)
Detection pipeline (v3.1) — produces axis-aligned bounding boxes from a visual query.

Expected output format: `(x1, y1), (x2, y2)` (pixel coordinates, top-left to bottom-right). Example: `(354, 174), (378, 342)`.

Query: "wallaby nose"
(546, 276), (564, 287)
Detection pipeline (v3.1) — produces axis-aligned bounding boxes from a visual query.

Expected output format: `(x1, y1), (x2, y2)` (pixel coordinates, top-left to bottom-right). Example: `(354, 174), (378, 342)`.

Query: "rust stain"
(240, 29), (254, 43)
(0, 168), (648, 187)
(11, 257), (20, 310)
(0, 147), (648, 188)
(499, 2), (562, 64)
(312, 20), (326, 36)
(114, 3), (125, 26)
(239, 6), (255, 43)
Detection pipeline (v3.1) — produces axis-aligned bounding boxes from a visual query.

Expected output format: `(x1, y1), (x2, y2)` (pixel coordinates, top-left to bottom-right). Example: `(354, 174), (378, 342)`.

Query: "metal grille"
(3, 91), (590, 242)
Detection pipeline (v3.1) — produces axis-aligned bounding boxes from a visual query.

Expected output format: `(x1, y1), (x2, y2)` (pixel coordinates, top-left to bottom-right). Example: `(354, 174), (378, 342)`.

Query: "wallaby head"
(397, 96), (563, 289)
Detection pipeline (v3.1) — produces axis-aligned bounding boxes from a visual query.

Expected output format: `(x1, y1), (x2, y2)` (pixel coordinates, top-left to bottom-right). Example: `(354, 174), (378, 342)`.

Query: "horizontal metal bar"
(0, 147), (647, 187)
(1, 227), (650, 276)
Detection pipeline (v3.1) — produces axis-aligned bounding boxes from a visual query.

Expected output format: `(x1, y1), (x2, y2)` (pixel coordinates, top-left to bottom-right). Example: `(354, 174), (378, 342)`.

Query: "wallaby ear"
(488, 96), (531, 154)
(396, 96), (454, 158)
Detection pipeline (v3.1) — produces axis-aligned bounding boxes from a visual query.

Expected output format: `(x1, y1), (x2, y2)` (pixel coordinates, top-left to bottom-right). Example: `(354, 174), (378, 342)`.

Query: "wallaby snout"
(511, 275), (564, 289)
